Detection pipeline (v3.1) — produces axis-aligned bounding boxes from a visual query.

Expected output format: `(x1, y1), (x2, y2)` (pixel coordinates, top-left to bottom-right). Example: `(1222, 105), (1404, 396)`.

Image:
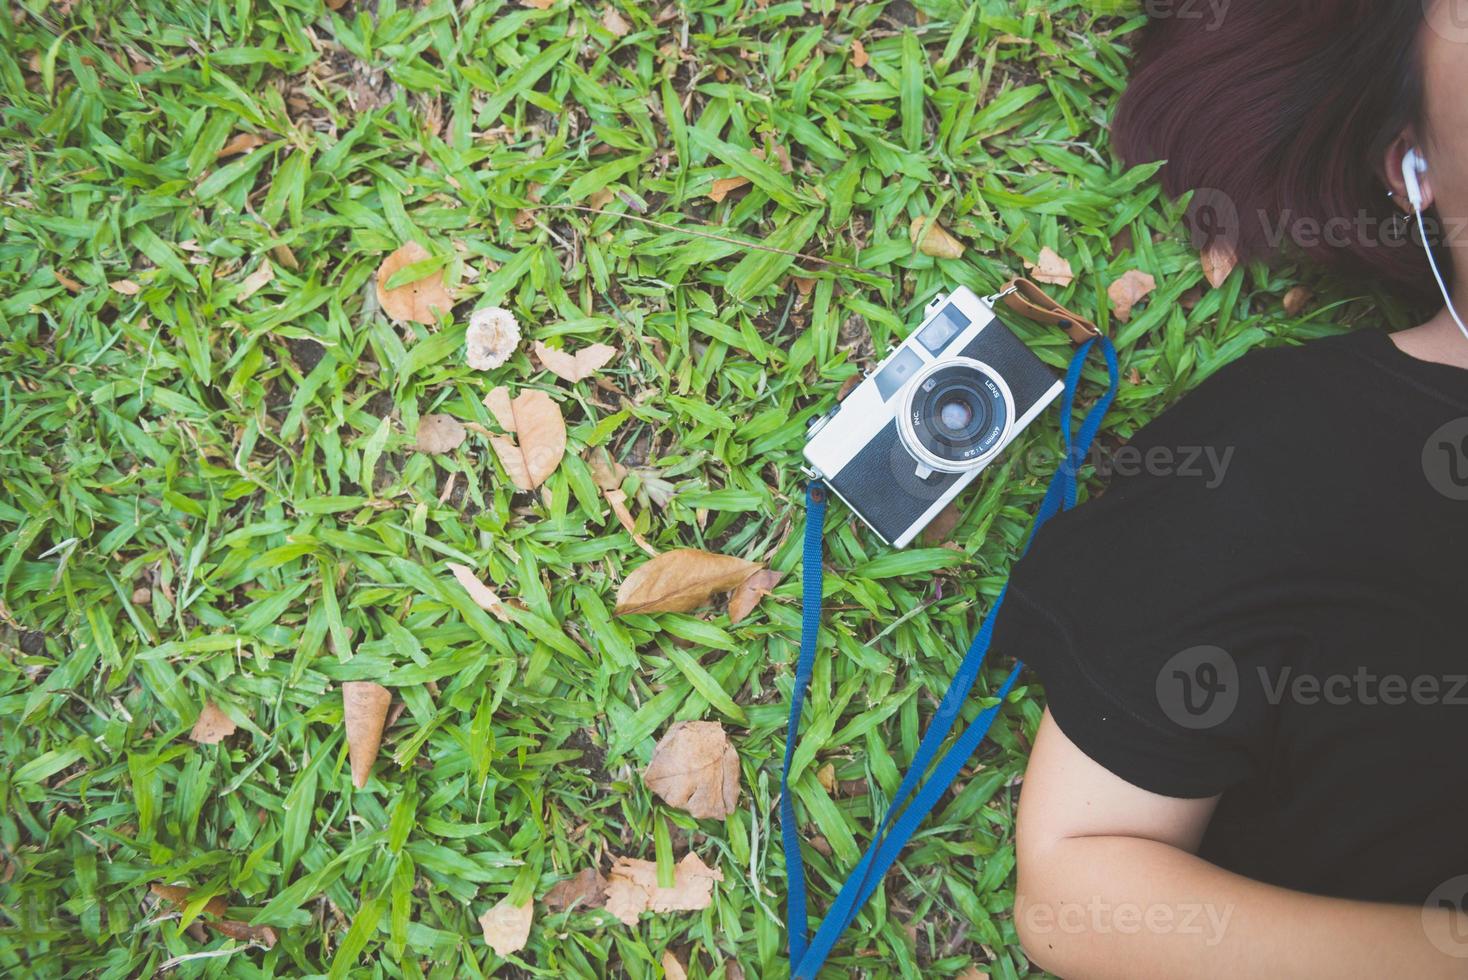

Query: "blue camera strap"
(782, 335), (1119, 977)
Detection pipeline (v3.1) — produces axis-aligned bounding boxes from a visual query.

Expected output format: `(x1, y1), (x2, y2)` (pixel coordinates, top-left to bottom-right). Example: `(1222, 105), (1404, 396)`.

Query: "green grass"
(0, 0), (1418, 976)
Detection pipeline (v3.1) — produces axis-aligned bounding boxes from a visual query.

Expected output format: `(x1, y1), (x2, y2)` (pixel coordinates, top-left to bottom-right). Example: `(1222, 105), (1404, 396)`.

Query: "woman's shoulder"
(1134, 330), (1393, 449)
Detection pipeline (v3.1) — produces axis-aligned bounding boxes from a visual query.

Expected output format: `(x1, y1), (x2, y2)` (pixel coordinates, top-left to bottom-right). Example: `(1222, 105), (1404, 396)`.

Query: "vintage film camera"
(804, 287), (1065, 548)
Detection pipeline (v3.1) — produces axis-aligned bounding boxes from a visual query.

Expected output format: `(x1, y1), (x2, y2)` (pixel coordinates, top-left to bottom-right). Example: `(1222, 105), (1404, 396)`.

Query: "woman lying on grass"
(1005, 2), (1468, 976)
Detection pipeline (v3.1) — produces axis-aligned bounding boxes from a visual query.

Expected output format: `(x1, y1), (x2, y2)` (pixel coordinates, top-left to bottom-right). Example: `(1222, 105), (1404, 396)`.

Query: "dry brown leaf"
(816, 762), (837, 793)
(643, 720), (741, 820)
(586, 447), (628, 491)
(375, 242), (454, 325)
(466, 307), (522, 371)
(1107, 269), (1158, 323)
(851, 37), (869, 68)
(727, 568), (783, 625)
(1200, 241), (1238, 289)
(543, 868), (608, 912)
(533, 340), (617, 382)
(603, 852), (724, 927)
(484, 387), (567, 490)
(414, 413), (466, 454)
(342, 681), (391, 789)
(920, 503), (963, 546)
(663, 950), (689, 980)
(520, 0), (555, 7)
(1026, 247), (1074, 287)
(615, 549), (763, 616)
(109, 279), (140, 295)
(150, 884), (279, 947)
(54, 270), (83, 293)
(1283, 285), (1314, 316)
(446, 562), (512, 623)
(190, 702), (237, 745)
(478, 897), (533, 956)
(217, 132), (266, 158)
(151, 883), (228, 919)
(909, 217), (964, 259)
(606, 488), (658, 557)
(238, 259), (274, 300)
(708, 176), (750, 204)
(601, 5), (631, 35)
(956, 967), (990, 980)
(210, 918), (279, 948)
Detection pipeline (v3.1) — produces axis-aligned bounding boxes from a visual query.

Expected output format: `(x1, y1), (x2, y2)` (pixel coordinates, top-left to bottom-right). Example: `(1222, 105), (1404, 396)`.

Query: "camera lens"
(938, 396), (974, 432)
(900, 360), (1013, 471)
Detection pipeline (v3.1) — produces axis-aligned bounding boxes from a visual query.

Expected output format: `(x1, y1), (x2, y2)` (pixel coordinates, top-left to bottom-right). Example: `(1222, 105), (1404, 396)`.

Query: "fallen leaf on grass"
(478, 897), (533, 956)
(643, 721), (741, 820)
(533, 340), (617, 382)
(1283, 285), (1314, 316)
(238, 259), (274, 300)
(586, 447), (628, 491)
(1025, 247), (1074, 287)
(603, 853), (724, 927)
(601, 6), (631, 35)
(920, 503), (962, 546)
(54, 270), (82, 293)
(414, 414), (466, 454)
(190, 702), (237, 744)
(909, 217), (964, 259)
(727, 569), (783, 624)
(708, 176), (750, 203)
(543, 868), (608, 912)
(1107, 269), (1157, 323)
(150, 884), (278, 948)
(446, 562), (512, 623)
(151, 883), (227, 919)
(343, 682), (391, 789)
(109, 279), (140, 295)
(663, 950), (689, 980)
(217, 132), (266, 158)
(520, 0), (555, 7)
(956, 967), (990, 980)
(1200, 241), (1238, 289)
(466, 307), (522, 370)
(484, 387), (567, 490)
(606, 488), (657, 557)
(376, 242), (454, 325)
(615, 549), (763, 615)
(850, 37), (869, 68)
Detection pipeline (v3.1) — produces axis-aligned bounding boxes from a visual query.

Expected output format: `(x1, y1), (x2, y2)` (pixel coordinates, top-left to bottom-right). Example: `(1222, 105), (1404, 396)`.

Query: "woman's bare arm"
(1015, 709), (1466, 979)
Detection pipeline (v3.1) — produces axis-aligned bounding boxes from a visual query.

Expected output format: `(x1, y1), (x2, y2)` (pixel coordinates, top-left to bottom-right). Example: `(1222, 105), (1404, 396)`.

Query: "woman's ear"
(1385, 133), (1435, 212)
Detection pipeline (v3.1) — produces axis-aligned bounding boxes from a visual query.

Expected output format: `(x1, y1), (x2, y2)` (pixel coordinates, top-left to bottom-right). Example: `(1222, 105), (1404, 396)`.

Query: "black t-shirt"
(994, 328), (1468, 905)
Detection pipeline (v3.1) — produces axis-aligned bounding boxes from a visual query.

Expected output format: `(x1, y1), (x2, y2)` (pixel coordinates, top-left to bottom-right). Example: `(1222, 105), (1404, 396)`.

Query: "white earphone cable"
(1404, 148), (1468, 344)
(1412, 205), (1468, 345)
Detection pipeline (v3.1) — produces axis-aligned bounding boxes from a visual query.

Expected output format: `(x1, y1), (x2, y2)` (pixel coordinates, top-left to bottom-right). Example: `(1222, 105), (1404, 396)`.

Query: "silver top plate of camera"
(804, 287), (1064, 549)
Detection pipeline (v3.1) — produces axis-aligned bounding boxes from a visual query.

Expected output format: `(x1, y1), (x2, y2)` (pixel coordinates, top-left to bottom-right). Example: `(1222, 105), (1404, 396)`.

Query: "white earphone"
(1401, 147), (1468, 343)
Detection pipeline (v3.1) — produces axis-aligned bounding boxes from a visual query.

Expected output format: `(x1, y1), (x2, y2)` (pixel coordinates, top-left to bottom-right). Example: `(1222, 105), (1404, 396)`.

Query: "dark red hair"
(1113, 0), (1440, 301)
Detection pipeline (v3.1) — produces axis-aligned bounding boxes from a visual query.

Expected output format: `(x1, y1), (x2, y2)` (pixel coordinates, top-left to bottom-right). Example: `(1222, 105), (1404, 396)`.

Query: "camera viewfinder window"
(874, 347), (924, 401)
(917, 304), (973, 354)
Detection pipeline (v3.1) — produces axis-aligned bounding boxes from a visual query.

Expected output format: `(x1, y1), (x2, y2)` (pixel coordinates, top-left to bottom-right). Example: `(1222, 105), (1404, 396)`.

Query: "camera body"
(804, 287), (1064, 548)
